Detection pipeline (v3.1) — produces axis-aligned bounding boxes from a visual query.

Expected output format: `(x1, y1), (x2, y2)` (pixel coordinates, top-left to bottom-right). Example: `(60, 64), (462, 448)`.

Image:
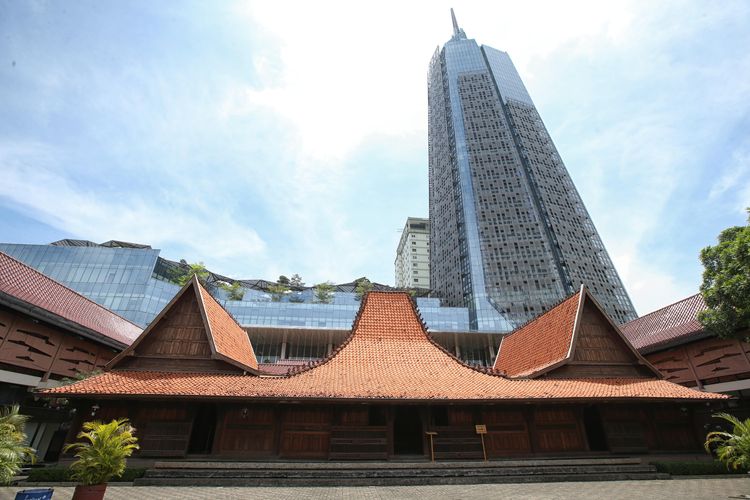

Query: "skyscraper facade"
(428, 11), (637, 330)
(394, 217), (430, 289)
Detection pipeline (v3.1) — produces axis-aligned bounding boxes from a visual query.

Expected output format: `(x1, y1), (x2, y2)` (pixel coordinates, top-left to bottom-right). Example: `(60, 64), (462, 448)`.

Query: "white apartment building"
(395, 217), (430, 289)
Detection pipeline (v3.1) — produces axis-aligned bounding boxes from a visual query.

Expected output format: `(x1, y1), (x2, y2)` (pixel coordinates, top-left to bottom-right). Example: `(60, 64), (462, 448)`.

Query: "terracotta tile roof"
(0, 251), (141, 347)
(47, 292), (723, 402)
(196, 282), (258, 371)
(621, 293), (707, 352)
(258, 360), (310, 376)
(494, 291), (581, 377)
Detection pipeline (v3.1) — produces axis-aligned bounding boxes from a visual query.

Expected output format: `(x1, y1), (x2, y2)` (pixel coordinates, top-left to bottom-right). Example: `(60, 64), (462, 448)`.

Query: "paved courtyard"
(2, 478), (750, 500)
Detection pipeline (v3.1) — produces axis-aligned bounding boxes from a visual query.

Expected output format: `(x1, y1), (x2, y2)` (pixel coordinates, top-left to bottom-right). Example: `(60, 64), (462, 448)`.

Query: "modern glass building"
(427, 11), (637, 331)
(0, 240), (502, 366)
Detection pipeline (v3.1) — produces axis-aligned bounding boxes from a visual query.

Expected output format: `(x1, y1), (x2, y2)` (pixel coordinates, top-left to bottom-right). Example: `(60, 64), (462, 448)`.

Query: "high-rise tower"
(428, 10), (637, 330)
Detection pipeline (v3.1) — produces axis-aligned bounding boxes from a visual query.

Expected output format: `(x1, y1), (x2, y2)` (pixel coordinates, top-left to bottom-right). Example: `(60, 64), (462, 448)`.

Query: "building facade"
(394, 217), (430, 289)
(0, 251), (141, 461)
(622, 293), (750, 401)
(428, 11), (637, 331)
(0, 240), (502, 367)
(46, 285), (722, 463)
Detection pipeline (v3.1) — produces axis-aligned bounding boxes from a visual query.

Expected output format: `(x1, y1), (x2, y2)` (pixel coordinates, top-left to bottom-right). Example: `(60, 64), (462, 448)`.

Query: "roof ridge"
(285, 289), (374, 377)
(504, 289), (581, 336)
(403, 291), (508, 378)
(0, 250), (142, 330)
(624, 292), (703, 327)
(285, 291), (507, 379)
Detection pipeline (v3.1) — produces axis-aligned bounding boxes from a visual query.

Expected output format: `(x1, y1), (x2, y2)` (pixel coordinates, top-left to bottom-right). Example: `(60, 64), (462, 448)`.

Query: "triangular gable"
(108, 276), (258, 374)
(46, 291), (720, 403)
(558, 289), (660, 379)
(195, 282), (258, 372)
(493, 290), (582, 377)
(495, 285), (660, 379)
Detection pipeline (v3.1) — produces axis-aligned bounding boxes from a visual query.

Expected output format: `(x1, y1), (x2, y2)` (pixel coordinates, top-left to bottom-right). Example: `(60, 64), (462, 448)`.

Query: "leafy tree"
(289, 274), (305, 289)
(705, 412), (750, 470)
(354, 277), (373, 301)
(64, 418), (139, 486)
(0, 405), (36, 485)
(173, 262), (212, 289)
(314, 281), (335, 304)
(698, 209), (750, 339)
(223, 281), (245, 301)
(268, 283), (289, 302)
(277, 275), (290, 286)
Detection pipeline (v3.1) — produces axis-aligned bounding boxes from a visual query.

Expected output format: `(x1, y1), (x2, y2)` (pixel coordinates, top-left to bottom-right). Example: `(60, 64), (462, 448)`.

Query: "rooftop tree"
(698, 209), (750, 339)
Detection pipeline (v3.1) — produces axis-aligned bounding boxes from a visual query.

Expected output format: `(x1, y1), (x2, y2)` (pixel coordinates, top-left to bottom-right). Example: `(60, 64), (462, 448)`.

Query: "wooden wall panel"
(650, 407), (696, 451)
(329, 426), (388, 460)
(134, 406), (193, 457)
(280, 431), (330, 458)
(534, 407), (586, 453)
(481, 408), (531, 456)
(216, 406), (276, 457)
(599, 406), (648, 453)
(279, 407), (331, 459)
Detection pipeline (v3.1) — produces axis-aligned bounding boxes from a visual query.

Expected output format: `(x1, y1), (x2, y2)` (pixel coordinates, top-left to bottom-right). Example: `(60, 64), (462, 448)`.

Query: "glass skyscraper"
(428, 11), (637, 330)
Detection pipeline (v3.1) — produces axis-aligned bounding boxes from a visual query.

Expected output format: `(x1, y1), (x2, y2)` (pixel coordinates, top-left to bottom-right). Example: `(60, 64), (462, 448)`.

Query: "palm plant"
(0, 404), (36, 485)
(64, 418), (139, 486)
(705, 412), (750, 470)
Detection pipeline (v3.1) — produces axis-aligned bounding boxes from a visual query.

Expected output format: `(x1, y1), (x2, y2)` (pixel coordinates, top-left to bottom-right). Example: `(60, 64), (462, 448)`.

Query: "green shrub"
(651, 461), (748, 475)
(0, 405), (36, 485)
(705, 412), (750, 470)
(26, 466), (145, 482)
(63, 418), (139, 485)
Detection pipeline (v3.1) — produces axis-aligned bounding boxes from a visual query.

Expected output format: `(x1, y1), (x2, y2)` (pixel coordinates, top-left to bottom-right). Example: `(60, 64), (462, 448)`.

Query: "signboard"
(475, 424), (487, 434)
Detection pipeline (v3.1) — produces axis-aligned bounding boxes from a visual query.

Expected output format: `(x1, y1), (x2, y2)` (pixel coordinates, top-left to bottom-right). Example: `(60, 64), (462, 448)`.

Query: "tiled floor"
(2, 477), (750, 500)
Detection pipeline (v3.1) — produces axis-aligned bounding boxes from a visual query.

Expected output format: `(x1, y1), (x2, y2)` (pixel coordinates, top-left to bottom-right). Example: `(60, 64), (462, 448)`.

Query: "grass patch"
(26, 467), (146, 482)
(651, 461), (748, 475)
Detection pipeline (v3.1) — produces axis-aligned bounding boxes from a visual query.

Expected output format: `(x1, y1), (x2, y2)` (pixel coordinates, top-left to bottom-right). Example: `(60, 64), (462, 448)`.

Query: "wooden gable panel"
(573, 304), (637, 364)
(0, 317), (61, 374)
(688, 337), (750, 382)
(0, 308), (13, 341)
(135, 291), (212, 359)
(544, 297), (653, 379)
(646, 348), (697, 385)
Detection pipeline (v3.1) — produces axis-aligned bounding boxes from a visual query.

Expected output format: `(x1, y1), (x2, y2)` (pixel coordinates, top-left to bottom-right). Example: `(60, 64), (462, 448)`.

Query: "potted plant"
(64, 418), (139, 500)
(704, 412), (750, 470)
(0, 404), (36, 485)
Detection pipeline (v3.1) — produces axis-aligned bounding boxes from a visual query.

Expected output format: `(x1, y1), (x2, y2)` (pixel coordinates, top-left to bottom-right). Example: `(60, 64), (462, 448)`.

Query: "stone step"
(152, 457), (644, 470)
(135, 471), (670, 487)
(143, 464), (658, 479)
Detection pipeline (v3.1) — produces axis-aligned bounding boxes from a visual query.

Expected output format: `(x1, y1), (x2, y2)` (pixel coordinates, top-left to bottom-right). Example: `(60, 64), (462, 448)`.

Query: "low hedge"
(26, 467), (146, 482)
(651, 461), (748, 475)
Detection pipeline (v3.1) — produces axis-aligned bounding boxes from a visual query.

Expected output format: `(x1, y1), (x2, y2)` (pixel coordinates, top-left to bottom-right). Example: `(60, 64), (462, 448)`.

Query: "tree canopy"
(314, 281), (335, 304)
(354, 278), (373, 301)
(698, 209), (750, 339)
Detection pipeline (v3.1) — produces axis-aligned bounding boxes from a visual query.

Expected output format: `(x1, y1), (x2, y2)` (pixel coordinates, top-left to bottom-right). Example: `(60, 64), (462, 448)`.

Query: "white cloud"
(0, 141), (267, 265)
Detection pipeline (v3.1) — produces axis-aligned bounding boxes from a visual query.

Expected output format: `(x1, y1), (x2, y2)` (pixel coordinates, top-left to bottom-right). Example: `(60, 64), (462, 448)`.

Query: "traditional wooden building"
(0, 251), (141, 460)
(45, 277), (724, 460)
(622, 293), (750, 397)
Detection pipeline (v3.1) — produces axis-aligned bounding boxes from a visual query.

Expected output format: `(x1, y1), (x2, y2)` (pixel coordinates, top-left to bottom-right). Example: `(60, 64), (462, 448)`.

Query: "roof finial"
(450, 8), (466, 39)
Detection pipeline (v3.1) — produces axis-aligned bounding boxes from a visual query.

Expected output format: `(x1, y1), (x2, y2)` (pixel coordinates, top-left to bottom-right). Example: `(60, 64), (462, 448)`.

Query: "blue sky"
(1, 0), (748, 315)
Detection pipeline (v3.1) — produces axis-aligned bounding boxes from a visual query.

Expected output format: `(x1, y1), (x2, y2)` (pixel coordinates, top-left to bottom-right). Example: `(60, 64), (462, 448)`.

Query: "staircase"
(135, 457), (669, 486)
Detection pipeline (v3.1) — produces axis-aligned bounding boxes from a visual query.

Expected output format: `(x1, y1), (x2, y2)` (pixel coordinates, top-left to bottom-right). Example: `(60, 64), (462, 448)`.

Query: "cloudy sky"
(1, 0), (748, 315)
